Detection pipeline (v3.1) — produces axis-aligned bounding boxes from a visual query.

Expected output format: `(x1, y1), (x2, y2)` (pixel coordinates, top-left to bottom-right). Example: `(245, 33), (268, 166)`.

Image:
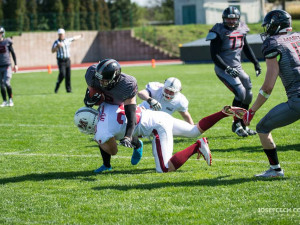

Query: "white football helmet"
(74, 107), (99, 134)
(163, 77), (182, 101)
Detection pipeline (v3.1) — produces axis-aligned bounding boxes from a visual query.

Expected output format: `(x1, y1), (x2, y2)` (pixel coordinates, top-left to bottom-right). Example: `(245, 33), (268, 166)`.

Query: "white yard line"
(0, 123), (72, 127)
(0, 152), (299, 164)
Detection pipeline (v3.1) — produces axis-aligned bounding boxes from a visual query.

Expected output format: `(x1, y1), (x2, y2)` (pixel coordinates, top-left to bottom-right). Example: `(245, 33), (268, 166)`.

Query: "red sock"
(198, 111), (228, 132)
(170, 142), (200, 170)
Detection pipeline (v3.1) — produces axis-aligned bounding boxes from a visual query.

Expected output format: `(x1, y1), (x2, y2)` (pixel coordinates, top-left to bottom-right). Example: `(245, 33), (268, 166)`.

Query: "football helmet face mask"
(163, 77), (182, 101)
(261, 10), (292, 40)
(222, 6), (240, 30)
(95, 59), (121, 89)
(74, 107), (99, 135)
(0, 26), (5, 38)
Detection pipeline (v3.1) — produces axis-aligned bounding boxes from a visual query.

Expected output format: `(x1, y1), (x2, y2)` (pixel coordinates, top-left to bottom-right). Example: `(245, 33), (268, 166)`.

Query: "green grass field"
(0, 63), (299, 224)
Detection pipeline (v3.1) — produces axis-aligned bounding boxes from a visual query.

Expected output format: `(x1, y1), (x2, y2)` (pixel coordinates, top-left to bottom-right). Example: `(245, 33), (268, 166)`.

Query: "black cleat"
(232, 121), (248, 137)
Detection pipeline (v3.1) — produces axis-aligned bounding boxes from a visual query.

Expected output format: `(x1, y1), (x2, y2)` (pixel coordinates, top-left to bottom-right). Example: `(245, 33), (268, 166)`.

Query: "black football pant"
(55, 58), (71, 93)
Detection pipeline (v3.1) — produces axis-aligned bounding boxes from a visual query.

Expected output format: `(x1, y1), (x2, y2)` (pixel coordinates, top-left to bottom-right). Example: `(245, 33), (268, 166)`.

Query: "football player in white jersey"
(75, 104), (246, 173)
(138, 77), (194, 125)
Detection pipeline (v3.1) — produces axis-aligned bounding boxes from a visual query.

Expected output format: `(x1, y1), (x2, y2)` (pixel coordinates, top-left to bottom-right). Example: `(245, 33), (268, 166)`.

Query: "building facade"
(174, 0), (265, 25)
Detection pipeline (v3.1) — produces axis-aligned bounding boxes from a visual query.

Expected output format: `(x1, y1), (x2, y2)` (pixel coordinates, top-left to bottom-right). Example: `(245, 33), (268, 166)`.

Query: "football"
(88, 87), (101, 97)
(88, 87), (105, 105)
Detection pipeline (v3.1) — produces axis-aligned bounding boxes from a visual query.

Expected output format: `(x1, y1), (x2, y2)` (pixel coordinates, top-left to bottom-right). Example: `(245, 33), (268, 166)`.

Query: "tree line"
(0, 0), (174, 32)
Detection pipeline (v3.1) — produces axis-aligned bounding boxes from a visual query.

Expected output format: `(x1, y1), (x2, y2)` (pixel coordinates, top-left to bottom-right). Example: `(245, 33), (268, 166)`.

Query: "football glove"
(147, 98), (162, 111)
(119, 136), (134, 148)
(225, 66), (239, 78)
(243, 109), (255, 126)
(254, 63), (261, 77)
(84, 89), (103, 107)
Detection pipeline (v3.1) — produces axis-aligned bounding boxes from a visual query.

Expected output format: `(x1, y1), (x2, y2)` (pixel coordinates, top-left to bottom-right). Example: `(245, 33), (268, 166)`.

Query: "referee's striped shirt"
(52, 37), (74, 59)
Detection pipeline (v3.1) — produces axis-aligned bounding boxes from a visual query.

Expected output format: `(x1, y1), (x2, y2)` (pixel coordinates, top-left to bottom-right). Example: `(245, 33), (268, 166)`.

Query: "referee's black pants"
(55, 58), (71, 93)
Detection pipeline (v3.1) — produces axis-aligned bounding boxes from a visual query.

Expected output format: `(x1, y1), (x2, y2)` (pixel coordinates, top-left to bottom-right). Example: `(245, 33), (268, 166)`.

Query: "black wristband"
(146, 98), (152, 104)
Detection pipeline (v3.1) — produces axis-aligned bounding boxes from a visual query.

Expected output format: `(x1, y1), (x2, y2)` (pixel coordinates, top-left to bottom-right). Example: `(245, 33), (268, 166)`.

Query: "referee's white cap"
(58, 28), (65, 34)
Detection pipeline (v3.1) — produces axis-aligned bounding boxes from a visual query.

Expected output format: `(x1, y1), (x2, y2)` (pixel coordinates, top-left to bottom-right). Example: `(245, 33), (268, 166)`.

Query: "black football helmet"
(261, 10), (292, 40)
(95, 59), (121, 89)
(0, 26), (5, 37)
(222, 6), (240, 30)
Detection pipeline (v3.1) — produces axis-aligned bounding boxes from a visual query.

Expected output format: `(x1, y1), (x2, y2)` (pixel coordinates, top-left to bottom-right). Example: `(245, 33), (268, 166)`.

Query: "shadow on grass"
(0, 168), (154, 185)
(211, 143), (300, 153)
(85, 139), (300, 153)
(92, 175), (287, 191)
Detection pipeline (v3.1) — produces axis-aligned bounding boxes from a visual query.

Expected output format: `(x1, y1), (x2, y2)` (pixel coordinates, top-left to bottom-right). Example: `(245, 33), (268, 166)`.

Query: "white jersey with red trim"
(93, 102), (174, 173)
(139, 82), (189, 114)
(93, 102), (201, 173)
(94, 103), (142, 144)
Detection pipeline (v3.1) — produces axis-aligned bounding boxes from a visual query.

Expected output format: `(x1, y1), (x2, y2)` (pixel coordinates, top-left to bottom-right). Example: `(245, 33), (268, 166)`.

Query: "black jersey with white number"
(262, 32), (300, 98)
(85, 64), (138, 105)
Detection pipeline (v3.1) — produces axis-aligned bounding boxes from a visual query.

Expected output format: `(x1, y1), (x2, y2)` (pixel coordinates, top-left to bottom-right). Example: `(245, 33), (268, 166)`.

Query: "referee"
(51, 28), (82, 93)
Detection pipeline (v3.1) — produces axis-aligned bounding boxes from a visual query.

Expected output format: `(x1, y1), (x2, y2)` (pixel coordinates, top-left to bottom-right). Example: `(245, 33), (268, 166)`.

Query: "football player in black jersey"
(244, 10), (300, 177)
(84, 59), (143, 173)
(206, 6), (261, 137)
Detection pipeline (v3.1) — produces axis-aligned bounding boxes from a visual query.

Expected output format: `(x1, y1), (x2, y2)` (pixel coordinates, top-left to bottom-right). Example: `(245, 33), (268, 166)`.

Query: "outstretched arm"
(73, 34), (83, 41)
(137, 89), (151, 101)
(179, 111), (194, 125)
(250, 57), (278, 112)
(243, 57), (279, 126)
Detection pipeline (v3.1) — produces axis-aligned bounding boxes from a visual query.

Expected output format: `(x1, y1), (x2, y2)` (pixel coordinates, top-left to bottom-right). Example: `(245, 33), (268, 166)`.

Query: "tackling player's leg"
(168, 137), (211, 172)
(131, 137), (143, 165)
(94, 146), (112, 173)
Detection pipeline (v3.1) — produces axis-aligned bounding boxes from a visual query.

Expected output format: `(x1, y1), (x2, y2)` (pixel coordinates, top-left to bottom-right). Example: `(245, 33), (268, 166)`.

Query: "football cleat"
(222, 105), (247, 119)
(255, 168), (284, 178)
(244, 126), (257, 135)
(196, 137), (212, 166)
(131, 139), (143, 165)
(94, 164), (112, 173)
(8, 99), (14, 107)
(0, 101), (7, 107)
(232, 121), (248, 137)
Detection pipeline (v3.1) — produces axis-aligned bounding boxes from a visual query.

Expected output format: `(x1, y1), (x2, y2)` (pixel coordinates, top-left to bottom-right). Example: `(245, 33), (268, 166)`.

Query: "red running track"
(18, 59), (182, 73)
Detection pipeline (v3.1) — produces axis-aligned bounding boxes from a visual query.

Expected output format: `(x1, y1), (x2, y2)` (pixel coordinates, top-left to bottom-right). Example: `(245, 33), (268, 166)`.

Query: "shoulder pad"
(262, 38), (280, 59)
(206, 32), (217, 41)
(265, 51), (280, 59)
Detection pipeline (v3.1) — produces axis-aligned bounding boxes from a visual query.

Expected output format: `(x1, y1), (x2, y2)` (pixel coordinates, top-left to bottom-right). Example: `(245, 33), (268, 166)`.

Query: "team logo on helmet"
(74, 107), (99, 134)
